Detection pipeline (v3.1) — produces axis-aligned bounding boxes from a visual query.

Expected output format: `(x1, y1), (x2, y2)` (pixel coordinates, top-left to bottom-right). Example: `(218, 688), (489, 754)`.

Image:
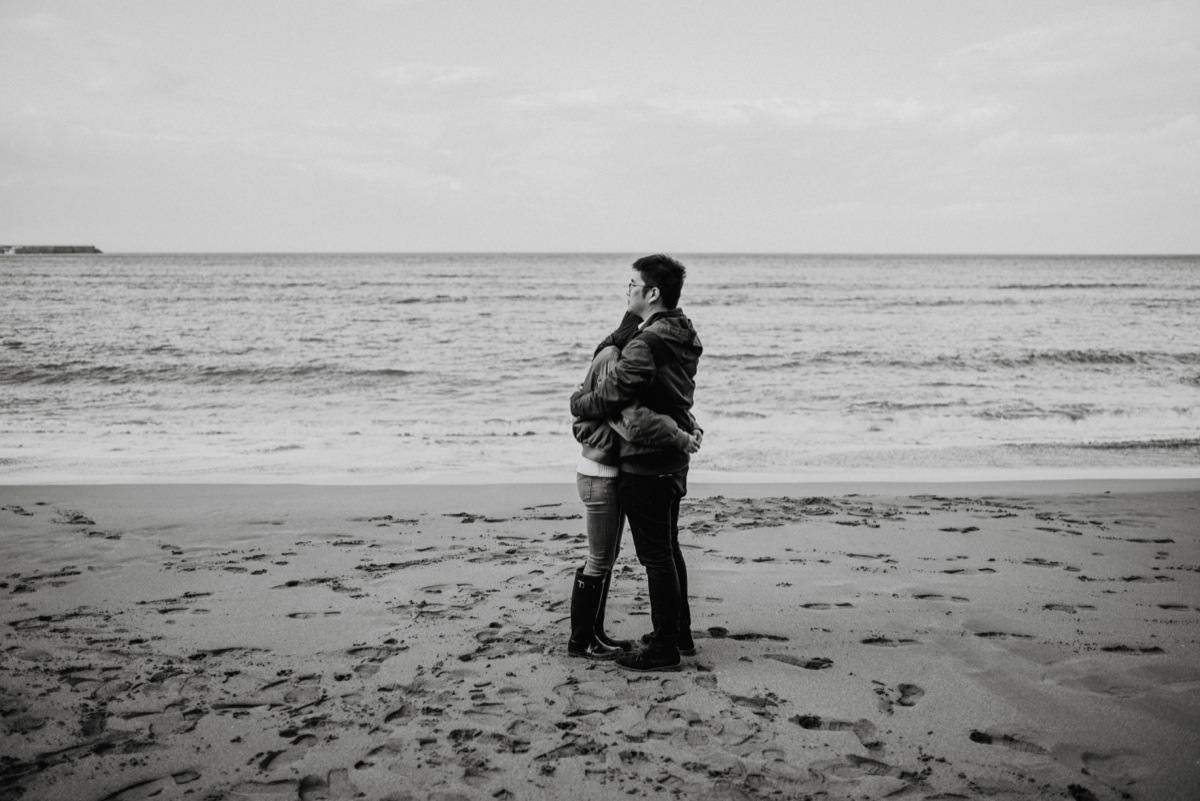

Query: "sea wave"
(977, 402), (1097, 421)
(999, 350), (1200, 367)
(0, 363), (421, 386)
(389, 295), (467, 305)
(994, 282), (1151, 290)
(707, 409), (769, 419)
(1072, 438), (1200, 450)
(848, 399), (968, 413)
(878, 298), (1019, 308)
(705, 349), (1200, 371)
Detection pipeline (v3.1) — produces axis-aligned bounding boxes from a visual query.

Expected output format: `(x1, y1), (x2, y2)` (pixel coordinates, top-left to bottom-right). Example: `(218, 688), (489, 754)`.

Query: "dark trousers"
(618, 468), (689, 647)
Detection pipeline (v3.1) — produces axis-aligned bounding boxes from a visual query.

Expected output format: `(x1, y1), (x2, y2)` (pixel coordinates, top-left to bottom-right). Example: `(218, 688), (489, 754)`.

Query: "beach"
(2, 480), (1197, 801)
(6, 2), (1200, 798)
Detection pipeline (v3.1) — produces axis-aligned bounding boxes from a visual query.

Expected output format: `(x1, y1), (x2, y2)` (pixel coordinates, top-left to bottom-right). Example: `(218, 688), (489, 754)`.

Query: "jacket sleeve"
(569, 338), (657, 420)
(592, 311), (644, 356)
(617, 405), (693, 451)
(573, 418), (619, 452)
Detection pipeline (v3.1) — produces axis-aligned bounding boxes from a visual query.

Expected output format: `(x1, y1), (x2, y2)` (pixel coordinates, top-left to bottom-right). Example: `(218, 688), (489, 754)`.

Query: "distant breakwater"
(1, 245), (102, 254)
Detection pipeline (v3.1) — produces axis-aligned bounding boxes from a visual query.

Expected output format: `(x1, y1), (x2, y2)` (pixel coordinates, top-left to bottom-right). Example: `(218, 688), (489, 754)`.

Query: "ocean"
(2, 252), (1197, 483)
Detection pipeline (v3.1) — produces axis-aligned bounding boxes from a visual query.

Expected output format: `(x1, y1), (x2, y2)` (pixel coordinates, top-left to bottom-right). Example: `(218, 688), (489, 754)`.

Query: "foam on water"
(2, 252), (1198, 483)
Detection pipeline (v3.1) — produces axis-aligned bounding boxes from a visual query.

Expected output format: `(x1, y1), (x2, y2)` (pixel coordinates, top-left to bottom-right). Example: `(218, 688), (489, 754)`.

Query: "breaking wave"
(0, 363), (420, 386)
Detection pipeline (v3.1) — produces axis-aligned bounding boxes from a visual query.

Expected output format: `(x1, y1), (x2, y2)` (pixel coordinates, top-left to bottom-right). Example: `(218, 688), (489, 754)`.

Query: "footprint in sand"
(861, 636), (919, 647)
(727, 693), (781, 717)
(1024, 557), (1081, 572)
(347, 641), (409, 677)
(706, 626), (789, 643)
(259, 735), (318, 770)
(268, 674), (323, 707)
(1099, 644), (1165, 654)
(300, 769), (358, 800)
(913, 593), (970, 602)
(1043, 603), (1097, 613)
(383, 702), (415, 723)
(897, 683), (924, 706)
(96, 770), (201, 800)
(553, 678), (621, 715)
(791, 714), (883, 752)
(459, 623), (543, 662)
(274, 576), (362, 595)
(875, 682), (925, 713)
(52, 510), (96, 526)
(514, 587), (547, 602)
(357, 513), (420, 526)
(807, 753), (925, 792)
(229, 770), (358, 801)
(969, 729), (1048, 755)
(764, 654), (834, 670)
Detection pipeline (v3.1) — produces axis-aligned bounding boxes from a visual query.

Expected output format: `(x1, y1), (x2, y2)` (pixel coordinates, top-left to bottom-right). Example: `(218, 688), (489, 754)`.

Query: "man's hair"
(632, 253), (686, 309)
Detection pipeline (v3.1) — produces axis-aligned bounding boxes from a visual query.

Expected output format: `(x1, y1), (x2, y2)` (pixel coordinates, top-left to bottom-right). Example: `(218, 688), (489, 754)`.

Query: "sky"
(1, 1), (1197, 253)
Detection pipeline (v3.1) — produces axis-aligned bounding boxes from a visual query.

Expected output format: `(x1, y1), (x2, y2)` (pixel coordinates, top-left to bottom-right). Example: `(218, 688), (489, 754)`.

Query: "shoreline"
(2, 480), (1197, 800)
(4, 465), (1199, 488)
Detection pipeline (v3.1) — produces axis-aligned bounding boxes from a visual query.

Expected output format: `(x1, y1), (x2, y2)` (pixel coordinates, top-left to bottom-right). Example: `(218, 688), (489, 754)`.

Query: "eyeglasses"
(627, 279), (651, 292)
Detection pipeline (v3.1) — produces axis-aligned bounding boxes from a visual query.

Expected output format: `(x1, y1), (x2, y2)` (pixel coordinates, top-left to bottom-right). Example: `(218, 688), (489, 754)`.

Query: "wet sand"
(1, 480), (1198, 801)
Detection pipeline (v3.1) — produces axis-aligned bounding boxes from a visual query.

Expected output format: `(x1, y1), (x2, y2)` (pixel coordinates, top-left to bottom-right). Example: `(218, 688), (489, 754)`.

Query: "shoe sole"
(639, 639), (698, 657)
(567, 650), (621, 661)
(615, 661), (682, 672)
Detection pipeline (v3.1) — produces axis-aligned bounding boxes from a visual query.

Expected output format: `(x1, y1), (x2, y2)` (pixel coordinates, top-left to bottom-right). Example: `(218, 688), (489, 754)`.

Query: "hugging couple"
(566, 253), (703, 673)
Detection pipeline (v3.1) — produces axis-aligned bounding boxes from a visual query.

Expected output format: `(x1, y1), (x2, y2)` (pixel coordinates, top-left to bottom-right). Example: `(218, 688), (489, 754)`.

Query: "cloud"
(648, 94), (1011, 137)
(935, 100), (1019, 133)
(506, 87), (620, 111)
(971, 112), (1200, 169)
(3, 11), (64, 34)
(376, 62), (492, 88)
(506, 91), (931, 132)
(942, 2), (1200, 85)
(647, 96), (826, 127)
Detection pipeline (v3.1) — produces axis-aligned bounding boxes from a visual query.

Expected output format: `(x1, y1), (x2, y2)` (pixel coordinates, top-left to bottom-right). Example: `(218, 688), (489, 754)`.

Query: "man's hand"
(684, 431), (702, 454)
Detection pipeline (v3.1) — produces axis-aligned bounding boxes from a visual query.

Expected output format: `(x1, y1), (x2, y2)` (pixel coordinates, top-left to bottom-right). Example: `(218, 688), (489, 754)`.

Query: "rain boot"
(567, 568), (623, 660)
(594, 570), (633, 652)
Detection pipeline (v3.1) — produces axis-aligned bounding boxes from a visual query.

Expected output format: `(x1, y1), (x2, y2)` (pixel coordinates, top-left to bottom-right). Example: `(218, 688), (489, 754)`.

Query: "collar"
(638, 308), (682, 330)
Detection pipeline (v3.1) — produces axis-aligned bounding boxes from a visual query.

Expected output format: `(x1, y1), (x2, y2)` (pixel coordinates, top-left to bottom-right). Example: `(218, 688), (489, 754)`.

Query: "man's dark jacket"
(570, 308), (702, 475)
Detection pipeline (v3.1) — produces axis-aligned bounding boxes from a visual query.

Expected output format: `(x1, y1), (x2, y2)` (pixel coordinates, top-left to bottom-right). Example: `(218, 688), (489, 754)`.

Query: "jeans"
(576, 473), (623, 576)
(618, 468), (689, 647)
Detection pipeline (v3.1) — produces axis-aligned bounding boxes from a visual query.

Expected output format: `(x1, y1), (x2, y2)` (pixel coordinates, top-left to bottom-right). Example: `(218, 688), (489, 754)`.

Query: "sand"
(1, 480), (1197, 801)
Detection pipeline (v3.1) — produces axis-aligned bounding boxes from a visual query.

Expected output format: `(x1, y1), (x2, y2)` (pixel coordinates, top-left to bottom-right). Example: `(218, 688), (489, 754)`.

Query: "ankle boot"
(641, 629), (696, 656)
(594, 571), (633, 652)
(567, 569), (623, 660)
(616, 641), (681, 672)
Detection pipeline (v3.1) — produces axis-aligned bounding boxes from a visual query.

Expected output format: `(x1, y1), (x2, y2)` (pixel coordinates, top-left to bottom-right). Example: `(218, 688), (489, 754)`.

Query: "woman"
(567, 312), (700, 659)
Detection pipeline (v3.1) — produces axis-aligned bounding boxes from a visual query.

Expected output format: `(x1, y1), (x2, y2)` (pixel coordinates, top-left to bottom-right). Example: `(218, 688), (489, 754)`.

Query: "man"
(569, 254), (703, 672)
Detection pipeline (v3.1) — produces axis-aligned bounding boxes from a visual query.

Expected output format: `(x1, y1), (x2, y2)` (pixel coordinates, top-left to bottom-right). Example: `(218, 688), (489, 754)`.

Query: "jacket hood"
(642, 309), (703, 360)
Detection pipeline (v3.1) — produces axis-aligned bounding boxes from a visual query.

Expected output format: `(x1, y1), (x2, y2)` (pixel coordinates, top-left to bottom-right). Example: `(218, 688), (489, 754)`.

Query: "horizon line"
(23, 249), (1200, 258)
